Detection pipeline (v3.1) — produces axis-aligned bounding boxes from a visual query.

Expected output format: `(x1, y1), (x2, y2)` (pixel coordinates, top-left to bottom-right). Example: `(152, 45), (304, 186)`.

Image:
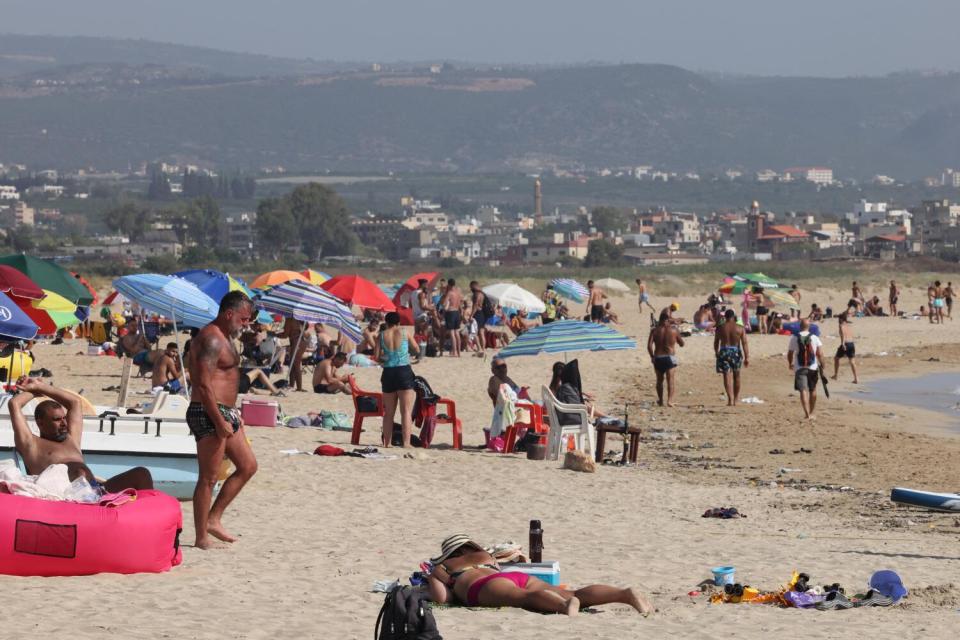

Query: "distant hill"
(1, 35), (960, 178)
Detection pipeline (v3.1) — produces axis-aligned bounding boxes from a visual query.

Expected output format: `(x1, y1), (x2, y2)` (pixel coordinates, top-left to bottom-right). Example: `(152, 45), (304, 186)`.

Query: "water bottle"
(529, 519), (543, 563)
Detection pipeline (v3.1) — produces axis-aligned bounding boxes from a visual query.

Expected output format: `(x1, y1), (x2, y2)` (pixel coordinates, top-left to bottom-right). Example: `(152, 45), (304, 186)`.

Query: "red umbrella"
(320, 274), (396, 311)
(402, 272), (439, 291)
(0, 265), (45, 300)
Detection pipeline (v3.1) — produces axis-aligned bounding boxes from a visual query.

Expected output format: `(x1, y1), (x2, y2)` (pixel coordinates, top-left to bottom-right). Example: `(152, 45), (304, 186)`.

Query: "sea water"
(854, 372), (960, 426)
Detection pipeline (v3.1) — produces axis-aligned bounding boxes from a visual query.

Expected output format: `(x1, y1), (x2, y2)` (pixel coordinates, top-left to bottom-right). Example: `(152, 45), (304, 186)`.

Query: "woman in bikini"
(425, 534), (653, 616)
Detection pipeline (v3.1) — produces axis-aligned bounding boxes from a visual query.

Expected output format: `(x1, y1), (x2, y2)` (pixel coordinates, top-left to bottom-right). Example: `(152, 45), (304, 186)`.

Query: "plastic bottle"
(529, 519), (543, 563)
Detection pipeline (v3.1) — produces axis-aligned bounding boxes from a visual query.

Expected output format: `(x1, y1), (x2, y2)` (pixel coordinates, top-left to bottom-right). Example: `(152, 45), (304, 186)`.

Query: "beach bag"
(320, 410), (351, 431)
(357, 395), (379, 413)
(797, 334), (815, 368)
(375, 585), (442, 640)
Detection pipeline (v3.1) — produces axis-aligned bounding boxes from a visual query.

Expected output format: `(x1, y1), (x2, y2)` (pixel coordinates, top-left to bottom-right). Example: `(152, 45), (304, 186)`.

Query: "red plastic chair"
(503, 401), (547, 454)
(416, 396), (462, 450)
(349, 374), (384, 445)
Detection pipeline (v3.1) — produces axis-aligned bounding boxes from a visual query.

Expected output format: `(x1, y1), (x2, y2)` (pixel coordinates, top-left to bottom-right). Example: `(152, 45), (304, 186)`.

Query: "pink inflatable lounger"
(0, 490), (183, 576)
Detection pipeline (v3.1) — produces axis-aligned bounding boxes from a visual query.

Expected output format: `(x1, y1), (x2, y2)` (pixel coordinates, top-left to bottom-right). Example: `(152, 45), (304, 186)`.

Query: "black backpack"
(375, 585), (442, 640)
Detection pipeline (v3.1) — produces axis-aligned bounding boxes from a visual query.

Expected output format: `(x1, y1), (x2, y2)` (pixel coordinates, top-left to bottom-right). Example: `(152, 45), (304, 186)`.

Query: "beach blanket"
(0, 460), (78, 501)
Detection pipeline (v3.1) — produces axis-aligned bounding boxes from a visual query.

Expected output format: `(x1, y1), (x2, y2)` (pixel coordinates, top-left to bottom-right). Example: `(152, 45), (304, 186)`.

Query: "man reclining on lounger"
(8, 377), (154, 492)
(426, 534), (653, 616)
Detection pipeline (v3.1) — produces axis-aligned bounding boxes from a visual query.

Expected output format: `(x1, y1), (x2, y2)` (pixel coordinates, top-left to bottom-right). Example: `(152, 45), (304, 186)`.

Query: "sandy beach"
(2, 280), (959, 639)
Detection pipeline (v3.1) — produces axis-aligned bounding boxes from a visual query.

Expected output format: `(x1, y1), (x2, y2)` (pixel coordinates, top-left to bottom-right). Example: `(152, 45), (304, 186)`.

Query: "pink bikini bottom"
(466, 571), (531, 606)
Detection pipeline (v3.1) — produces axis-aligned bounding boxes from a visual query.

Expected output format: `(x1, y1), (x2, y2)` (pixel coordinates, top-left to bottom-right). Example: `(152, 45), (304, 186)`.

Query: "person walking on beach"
(831, 312), (859, 384)
(946, 282), (955, 319)
(648, 309), (685, 407)
(441, 278), (463, 357)
(470, 280), (494, 349)
(188, 291), (258, 549)
(636, 279), (655, 314)
(587, 280), (607, 323)
(889, 280), (900, 317)
(934, 280), (946, 324)
(787, 318), (825, 420)
(927, 283), (939, 324)
(789, 284), (801, 319)
(714, 309), (749, 406)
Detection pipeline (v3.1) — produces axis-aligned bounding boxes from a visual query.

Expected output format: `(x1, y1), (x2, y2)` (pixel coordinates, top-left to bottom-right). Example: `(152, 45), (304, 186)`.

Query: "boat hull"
(890, 487), (960, 512)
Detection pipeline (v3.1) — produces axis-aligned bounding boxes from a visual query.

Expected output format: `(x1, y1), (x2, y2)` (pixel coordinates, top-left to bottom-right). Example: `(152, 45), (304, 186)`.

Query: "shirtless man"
(586, 280), (607, 324)
(851, 281), (865, 310)
(470, 281), (493, 349)
(946, 282), (955, 320)
(187, 290), (258, 549)
(312, 351), (352, 394)
(714, 309), (749, 406)
(636, 279), (655, 313)
(933, 280), (945, 324)
(789, 285), (802, 320)
(360, 321), (379, 355)
(832, 312), (859, 384)
(888, 280), (900, 317)
(647, 310), (685, 407)
(440, 278), (463, 357)
(9, 377), (153, 492)
(151, 342), (184, 393)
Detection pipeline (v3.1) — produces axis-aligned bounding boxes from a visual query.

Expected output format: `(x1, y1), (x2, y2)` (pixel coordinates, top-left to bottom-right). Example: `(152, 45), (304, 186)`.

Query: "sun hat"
(869, 570), (908, 602)
(430, 534), (483, 564)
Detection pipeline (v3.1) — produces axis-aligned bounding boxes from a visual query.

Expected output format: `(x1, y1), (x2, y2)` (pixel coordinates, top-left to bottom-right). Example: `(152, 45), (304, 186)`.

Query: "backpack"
(375, 585), (442, 640)
(797, 334), (816, 368)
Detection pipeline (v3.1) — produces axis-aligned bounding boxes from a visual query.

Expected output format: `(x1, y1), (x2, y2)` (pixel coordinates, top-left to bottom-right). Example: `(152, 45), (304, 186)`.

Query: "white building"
(0, 185), (19, 200)
(941, 169), (960, 188)
(784, 166), (834, 185)
(755, 169), (778, 182)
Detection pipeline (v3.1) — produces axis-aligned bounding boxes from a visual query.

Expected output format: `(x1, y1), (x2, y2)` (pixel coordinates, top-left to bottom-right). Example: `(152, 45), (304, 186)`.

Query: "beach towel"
(0, 460), (74, 501)
(489, 383), (518, 439)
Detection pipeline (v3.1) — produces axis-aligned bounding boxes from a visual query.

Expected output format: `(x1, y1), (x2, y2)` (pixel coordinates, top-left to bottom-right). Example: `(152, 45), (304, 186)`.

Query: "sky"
(5, 0), (960, 77)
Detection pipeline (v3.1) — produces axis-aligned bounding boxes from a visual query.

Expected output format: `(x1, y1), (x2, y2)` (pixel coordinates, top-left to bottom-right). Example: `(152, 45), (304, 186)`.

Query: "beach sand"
(2, 283), (959, 639)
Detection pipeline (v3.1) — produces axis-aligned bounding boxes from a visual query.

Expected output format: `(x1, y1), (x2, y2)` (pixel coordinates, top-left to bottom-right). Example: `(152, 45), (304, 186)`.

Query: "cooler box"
(241, 398), (279, 427)
(507, 561), (561, 586)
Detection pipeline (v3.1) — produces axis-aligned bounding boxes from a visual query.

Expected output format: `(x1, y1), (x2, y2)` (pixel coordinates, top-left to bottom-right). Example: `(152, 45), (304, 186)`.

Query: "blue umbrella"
(113, 274), (219, 329)
(496, 320), (636, 359)
(253, 279), (361, 344)
(0, 290), (40, 341)
(174, 269), (273, 324)
(549, 278), (589, 303)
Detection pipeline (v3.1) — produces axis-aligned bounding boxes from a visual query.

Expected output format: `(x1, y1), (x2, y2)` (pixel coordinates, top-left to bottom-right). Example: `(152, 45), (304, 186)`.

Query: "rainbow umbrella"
(0, 254), (93, 306)
(13, 289), (80, 335)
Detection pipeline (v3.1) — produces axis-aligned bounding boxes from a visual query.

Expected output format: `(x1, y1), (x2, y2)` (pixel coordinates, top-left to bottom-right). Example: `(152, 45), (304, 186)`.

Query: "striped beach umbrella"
(549, 278), (589, 303)
(496, 320), (636, 359)
(253, 279), (361, 344)
(113, 274), (219, 329)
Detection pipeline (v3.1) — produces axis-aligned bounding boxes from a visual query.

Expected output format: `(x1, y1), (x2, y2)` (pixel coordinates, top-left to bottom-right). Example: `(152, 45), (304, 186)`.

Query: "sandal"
(854, 589), (894, 607)
(815, 591), (854, 610)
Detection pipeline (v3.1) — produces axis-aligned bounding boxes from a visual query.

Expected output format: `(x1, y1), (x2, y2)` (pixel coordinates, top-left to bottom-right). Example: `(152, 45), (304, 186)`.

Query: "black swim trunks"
(590, 304), (604, 322)
(186, 402), (241, 441)
(835, 342), (856, 359)
(314, 384), (338, 394)
(444, 310), (462, 330)
(653, 355), (678, 373)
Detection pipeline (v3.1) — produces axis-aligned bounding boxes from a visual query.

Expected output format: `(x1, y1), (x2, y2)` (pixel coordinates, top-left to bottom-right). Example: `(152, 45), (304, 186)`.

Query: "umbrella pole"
(171, 304), (190, 397)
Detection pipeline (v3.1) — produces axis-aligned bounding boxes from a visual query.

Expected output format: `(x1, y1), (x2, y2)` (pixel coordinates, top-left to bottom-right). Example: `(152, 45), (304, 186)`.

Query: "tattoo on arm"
(194, 334), (223, 370)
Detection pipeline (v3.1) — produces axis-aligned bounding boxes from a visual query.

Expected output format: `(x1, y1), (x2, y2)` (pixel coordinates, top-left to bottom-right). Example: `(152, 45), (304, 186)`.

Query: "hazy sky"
(6, 0), (960, 76)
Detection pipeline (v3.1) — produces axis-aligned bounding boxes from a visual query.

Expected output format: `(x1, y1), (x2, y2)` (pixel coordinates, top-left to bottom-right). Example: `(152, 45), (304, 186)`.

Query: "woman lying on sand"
(425, 534), (653, 616)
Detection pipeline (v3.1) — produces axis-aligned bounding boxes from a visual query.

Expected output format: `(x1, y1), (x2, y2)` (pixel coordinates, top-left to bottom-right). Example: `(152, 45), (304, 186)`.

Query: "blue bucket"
(711, 566), (735, 586)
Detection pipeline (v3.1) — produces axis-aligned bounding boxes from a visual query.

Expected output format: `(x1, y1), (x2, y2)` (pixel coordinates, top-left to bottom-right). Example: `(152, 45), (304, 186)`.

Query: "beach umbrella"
(719, 274), (795, 307)
(595, 277), (631, 293)
(496, 320), (636, 359)
(13, 290), (80, 335)
(402, 272), (439, 291)
(321, 274), (397, 311)
(0, 254), (93, 306)
(300, 269), (332, 285)
(174, 269), (273, 324)
(0, 290), (39, 341)
(549, 278), (589, 303)
(113, 274), (219, 329)
(0, 265), (45, 300)
(482, 283), (546, 314)
(249, 269), (309, 290)
(254, 279), (362, 344)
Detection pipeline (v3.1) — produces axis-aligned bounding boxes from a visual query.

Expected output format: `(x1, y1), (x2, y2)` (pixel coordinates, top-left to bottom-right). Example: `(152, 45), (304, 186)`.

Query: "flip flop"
(854, 589), (894, 607)
(815, 591), (854, 610)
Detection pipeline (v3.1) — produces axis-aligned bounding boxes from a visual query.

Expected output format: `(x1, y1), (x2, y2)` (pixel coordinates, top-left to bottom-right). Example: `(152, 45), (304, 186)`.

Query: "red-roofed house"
(747, 213), (810, 255)
(864, 233), (908, 258)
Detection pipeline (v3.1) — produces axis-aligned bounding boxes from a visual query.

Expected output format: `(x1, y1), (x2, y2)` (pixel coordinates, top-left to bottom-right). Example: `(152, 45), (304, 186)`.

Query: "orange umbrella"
(250, 270), (309, 290)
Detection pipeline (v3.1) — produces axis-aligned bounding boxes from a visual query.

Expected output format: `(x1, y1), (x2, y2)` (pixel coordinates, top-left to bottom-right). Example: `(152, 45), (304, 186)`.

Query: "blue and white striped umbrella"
(253, 279), (361, 344)
(113, 273), (219, 329)
(496, 319), (636, 359)
(549, 278), (589, 303)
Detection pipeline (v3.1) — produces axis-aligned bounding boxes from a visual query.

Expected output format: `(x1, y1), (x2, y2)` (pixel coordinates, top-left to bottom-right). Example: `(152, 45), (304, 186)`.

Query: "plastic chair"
(503, 401), (546, 454)
(349, 374), (384, 445)
(541, 385), (595, 461)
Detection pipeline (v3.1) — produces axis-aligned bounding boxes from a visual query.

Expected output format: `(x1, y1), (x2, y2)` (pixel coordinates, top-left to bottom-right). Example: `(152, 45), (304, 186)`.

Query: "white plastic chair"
(541, 385), (595, 461)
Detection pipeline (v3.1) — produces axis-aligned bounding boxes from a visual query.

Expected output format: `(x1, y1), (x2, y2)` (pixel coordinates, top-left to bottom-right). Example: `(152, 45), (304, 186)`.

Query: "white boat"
(0, 392), (201, 500)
